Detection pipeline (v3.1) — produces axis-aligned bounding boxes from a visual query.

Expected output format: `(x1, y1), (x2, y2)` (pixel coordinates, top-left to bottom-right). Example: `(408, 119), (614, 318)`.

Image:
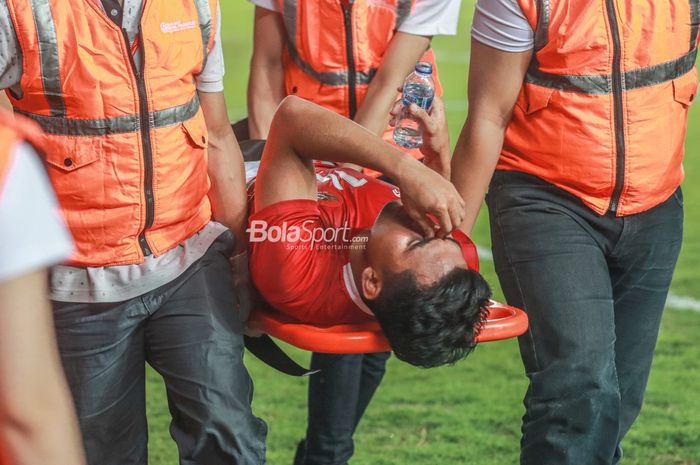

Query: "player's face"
(366, 201), (467, 287)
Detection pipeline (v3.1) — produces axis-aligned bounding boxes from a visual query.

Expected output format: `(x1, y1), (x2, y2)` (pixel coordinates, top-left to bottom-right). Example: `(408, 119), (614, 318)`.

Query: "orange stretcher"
(244, 299), (528, 376)
(247, 300), (528, 355)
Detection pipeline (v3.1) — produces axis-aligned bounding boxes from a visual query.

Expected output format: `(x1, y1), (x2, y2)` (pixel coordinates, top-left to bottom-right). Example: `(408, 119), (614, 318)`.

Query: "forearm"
(199, 91), (248, 249)
(354, 32), (432, 136)
(248, 5), (287, 140)
(451, 116), (507, 234)
(207, 131), (248, 248)
(2, 394), (85, 465)
(274, 96), (421, 181)
(0, 272), (86, 465)
(247, 61), (285, 139)
(452, 41), (532, 234)
(353, 79), (399, 136)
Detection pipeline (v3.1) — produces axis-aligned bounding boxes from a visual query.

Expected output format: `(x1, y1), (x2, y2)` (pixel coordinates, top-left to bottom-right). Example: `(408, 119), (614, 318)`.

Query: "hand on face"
(395, 159), (465, 238)
(390, 93), (451, 179)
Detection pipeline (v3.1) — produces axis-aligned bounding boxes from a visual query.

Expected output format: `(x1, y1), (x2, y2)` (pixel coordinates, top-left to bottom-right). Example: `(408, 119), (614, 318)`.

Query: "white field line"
(475, 245), (700, 313)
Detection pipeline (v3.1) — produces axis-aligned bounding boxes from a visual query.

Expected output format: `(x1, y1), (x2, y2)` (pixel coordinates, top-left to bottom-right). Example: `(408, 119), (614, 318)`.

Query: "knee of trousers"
(525, 353), (622, 427)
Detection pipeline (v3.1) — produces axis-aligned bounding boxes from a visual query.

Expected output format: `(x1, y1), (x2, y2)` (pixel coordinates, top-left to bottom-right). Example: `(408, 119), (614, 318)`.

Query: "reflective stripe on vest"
(193, 0), (212, 72)
(526, 0), (699, 94)
(29, 0), (65, 116)
(15, 94), (201, 136)
(691, 0), (699, 50)
(285, 45), (377, 86)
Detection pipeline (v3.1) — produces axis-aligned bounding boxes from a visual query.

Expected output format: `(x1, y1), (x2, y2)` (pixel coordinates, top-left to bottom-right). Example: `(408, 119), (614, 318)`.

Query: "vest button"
(63, 158), (73, 167)
(292, 86), (298, 94)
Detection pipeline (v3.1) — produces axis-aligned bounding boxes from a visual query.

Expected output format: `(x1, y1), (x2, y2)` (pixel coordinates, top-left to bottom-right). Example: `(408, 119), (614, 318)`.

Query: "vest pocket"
(672, 68), (698, 107)
(182, 117), (209, 148)
(517, 83), (555, 115)
(43, 137), (101, 172)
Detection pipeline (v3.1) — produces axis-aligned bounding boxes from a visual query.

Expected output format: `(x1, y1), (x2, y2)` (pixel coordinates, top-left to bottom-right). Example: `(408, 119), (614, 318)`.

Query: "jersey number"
(315, 170), (368, 190)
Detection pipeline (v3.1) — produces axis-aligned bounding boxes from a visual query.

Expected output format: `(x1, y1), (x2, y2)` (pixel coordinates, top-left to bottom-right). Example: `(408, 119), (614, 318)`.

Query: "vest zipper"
(123, 29), (155, 256)
(604, 0), (626, 214)
(342, 1), (357, 119)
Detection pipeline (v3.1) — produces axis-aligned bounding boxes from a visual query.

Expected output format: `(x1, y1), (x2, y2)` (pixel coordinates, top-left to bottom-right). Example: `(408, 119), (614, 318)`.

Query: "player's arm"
(247, 6), (287, 139)
(255, 96), (465, 236)
(451, 40), (531, 234)
(0, 271), (87, 465)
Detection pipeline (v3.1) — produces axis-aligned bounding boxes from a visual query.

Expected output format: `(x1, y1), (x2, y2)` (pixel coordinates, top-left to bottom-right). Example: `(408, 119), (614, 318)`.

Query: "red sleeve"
(248, 199), (345, 323)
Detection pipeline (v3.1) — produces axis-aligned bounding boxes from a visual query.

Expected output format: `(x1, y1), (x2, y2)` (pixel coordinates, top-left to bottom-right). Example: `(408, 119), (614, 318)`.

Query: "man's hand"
(395, 156), (465, 238)
(390, 95), (451, 179)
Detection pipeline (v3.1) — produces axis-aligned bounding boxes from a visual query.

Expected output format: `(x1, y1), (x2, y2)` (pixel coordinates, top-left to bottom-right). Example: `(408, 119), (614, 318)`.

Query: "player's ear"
(361, 266), (382, 301)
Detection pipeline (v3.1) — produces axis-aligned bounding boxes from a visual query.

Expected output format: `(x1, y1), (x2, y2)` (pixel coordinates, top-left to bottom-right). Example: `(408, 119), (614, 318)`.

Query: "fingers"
(407, 104), (439, 137)
(405, 203), (436, 238)
(433, 208), (453, 238)
(447, 200), (465, 234)
(389, 99), (403, 127)
(428, 97), (446, 121)
(433, 189), (466, 237)
(389, 86), (405, 127)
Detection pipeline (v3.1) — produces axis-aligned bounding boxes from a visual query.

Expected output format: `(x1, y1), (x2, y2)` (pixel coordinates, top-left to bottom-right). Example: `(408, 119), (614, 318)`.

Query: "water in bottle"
(393, 61), (435, 149)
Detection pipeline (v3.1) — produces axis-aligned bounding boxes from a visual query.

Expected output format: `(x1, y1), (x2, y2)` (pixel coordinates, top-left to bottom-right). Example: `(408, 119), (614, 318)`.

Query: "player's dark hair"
(367, 268), (491, 368)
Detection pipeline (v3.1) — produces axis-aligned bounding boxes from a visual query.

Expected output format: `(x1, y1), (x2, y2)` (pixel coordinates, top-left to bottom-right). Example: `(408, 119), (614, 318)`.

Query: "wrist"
(389, 152), (420, 186)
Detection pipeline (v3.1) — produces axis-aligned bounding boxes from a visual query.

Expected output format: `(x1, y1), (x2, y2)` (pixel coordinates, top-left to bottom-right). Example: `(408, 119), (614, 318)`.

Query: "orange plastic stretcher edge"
(246, 300), (528, 354)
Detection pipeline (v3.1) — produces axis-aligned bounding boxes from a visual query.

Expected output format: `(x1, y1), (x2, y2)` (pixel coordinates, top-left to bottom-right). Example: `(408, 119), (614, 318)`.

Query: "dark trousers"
(294, 352), (391, 465)
(486, 171), (683, 465)
(52, 232), (267, 465)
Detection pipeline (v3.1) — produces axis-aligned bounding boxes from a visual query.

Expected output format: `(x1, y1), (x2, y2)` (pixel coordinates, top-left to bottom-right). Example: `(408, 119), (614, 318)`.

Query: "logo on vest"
(160, 20), (197, 34)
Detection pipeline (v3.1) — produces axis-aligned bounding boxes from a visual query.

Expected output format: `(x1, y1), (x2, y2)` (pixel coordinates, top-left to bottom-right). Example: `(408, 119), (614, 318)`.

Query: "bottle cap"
(414, 61), (433, 75)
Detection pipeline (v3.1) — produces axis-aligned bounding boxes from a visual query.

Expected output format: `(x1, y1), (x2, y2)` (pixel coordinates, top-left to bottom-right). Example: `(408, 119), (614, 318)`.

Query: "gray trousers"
(53, 232), (267, 465)
(487, 171), (683, 465)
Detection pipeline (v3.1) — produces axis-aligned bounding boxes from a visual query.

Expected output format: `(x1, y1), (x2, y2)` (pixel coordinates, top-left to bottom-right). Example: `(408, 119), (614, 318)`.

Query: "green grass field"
(146, 2), (700, 463)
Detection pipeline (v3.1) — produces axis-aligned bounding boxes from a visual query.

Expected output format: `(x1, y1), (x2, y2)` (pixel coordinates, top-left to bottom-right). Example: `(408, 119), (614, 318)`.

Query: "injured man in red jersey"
(246, 96), (491, 368)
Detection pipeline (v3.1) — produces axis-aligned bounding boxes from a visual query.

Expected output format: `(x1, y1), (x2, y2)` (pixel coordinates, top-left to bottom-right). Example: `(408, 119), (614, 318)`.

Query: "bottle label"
(402, 93), (433, 110)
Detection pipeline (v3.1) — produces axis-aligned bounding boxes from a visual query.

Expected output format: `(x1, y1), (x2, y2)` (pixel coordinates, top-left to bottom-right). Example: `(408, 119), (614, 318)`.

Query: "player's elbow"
(277, 95), (306, 119)
(270, 95), (306, 135)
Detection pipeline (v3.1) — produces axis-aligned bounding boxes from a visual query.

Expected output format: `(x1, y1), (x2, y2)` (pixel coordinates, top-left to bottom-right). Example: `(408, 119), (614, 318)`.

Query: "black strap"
(244, 335), (319, 377)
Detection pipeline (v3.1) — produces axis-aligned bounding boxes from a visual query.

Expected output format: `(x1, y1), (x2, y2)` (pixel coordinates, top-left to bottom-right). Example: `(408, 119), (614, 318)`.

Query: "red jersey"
(248, 166), (478, 325)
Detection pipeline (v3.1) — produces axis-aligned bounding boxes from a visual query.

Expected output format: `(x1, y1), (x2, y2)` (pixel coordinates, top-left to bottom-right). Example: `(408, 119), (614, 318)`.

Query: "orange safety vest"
(4, 0), (218, 266)
(501, 0), (699, 216)
(278, 0), (442, 174)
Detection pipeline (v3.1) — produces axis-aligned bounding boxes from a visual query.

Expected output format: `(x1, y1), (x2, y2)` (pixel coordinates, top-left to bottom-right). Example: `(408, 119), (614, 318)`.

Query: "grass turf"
(146, 1), (700, 463)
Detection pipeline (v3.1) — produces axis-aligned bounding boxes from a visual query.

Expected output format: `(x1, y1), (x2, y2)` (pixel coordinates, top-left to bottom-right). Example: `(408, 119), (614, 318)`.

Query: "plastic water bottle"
(393, 61), (435, 149)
